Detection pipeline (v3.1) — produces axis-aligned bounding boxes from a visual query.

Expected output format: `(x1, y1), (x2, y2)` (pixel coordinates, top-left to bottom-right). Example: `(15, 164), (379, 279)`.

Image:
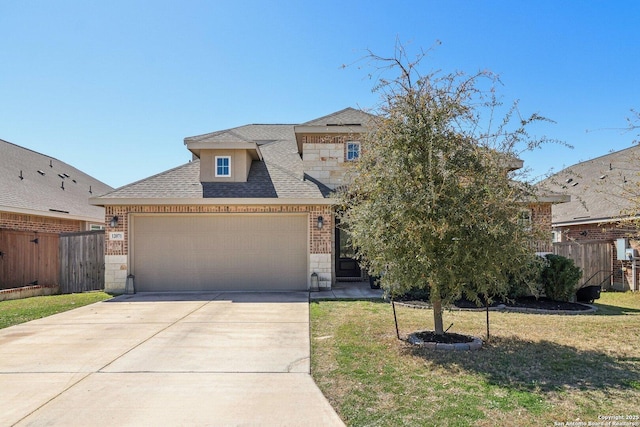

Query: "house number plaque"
(109, 232), (125, 241)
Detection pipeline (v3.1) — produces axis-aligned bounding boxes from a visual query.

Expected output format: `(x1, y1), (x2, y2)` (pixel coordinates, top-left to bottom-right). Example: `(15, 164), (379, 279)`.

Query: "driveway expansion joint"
(97, 299), (213, 373)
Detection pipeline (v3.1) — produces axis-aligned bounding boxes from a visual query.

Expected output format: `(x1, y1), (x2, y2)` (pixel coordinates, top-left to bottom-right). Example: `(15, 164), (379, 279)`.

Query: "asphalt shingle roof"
(538, 144), (640, 225)
(97, 160), (203, 199)
(96, 124), (330, 201)
(301, 107), (375, 126)
(0, 138), (113, 220)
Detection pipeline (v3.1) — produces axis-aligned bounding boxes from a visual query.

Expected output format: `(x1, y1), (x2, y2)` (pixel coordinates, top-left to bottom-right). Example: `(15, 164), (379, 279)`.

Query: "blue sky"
(1, 1), (639, 189)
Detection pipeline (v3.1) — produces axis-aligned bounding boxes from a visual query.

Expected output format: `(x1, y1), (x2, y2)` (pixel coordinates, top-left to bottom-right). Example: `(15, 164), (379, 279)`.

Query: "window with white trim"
(346, 141), (360, 161)
(518, 209), (532, 231)
(215, 156), (231, 177)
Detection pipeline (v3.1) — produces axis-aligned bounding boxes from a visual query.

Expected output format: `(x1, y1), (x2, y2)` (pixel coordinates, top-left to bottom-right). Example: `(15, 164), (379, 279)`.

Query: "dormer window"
(346, 141), (360, 161)
(215, 156), (231, 177)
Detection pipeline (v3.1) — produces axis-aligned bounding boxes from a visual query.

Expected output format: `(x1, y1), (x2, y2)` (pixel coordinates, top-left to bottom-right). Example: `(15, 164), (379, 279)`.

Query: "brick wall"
(559, 222), (637, 243)
(554, 221), (640, 290)
(531, 203), (553, 252)
(554, 223), (640, 290)
(104, 204), (332, 256)
(0, 211), (83, 233)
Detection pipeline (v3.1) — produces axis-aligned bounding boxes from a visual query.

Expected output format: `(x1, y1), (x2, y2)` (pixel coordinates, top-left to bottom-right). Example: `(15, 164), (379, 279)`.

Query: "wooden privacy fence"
(59, 230), (105, 293)
(553, 240), (612, 289)
(0, 229), (59, 289)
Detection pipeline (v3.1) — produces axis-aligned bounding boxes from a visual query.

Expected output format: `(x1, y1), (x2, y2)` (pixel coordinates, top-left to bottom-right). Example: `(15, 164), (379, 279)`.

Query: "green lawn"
(311, 292), (640, 427)
(0, 292), (112, 329)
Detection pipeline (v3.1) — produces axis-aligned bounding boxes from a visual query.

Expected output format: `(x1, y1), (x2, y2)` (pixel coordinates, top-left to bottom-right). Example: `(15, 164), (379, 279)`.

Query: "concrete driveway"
(0, 292), (344, 426)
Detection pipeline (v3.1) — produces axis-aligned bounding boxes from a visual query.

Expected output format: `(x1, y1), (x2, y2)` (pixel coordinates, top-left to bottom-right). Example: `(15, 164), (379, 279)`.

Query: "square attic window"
(215, 156), (231, 177)
(346, 141), (360, 161)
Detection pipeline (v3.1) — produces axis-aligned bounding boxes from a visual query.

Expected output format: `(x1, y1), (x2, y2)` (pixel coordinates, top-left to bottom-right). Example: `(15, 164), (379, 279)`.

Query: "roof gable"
(92, 109), (379, 204)
(301, 107), (375, 126)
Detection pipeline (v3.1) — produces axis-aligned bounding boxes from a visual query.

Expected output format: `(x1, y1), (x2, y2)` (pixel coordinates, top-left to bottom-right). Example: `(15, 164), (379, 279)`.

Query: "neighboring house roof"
(538, 144), (640, 226)
(93, 124), (332, 204)
(0, 138), (113, 222)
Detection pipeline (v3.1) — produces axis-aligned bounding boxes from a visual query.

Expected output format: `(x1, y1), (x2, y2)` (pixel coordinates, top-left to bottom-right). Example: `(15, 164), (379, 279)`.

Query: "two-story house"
(91, 108), (561, 294)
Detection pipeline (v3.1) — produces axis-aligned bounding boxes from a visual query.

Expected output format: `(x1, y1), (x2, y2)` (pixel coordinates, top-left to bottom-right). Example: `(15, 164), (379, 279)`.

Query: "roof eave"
(552, 214), (637, 227)
(0, 205), (104, 223)
(535, 194), (571, 203)
(185, 141), (263, 160)
(89, 197), (335, 207)
(507, 158), (524, 171)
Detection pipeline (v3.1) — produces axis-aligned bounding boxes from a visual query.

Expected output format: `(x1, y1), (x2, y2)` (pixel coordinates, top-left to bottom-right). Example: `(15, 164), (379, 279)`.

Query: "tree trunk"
(431, 287), (445, 335)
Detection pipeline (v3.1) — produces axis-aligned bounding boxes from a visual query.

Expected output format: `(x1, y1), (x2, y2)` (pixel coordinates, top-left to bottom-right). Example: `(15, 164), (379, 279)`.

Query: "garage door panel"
(132, 215), (307, 292)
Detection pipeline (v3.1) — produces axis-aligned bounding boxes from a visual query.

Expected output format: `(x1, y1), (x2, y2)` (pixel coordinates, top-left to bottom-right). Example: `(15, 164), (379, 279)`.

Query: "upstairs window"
(215, 156), (231, 177)
(346, 141), (360, 161)
(518, 209), (532, 231)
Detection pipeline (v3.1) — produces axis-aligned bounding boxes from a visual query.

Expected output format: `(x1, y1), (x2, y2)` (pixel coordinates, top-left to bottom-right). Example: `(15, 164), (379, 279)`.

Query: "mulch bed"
(412, 331), (474, 344)
(396, 296), (593, 312)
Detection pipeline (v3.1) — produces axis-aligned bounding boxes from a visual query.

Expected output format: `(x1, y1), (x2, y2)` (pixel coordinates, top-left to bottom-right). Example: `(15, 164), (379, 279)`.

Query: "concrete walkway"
(0, 292), (344, 426)
(310, 280), (384, 301)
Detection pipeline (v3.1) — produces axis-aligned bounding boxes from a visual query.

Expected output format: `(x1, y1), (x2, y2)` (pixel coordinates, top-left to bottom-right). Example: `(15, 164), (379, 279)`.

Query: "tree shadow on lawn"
(406, 336), (640, 394)
(592, 303), (640, 316)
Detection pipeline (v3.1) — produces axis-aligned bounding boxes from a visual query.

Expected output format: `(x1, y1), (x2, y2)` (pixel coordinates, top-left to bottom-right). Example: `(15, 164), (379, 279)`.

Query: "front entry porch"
(310, 280), (383, 300)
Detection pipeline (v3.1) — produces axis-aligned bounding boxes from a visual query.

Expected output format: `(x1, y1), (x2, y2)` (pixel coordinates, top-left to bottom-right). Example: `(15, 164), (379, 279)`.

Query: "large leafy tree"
(339, 46), (550, 335)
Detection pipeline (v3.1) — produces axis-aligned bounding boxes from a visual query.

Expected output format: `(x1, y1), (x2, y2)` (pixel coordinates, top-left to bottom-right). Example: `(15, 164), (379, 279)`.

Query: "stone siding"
(310, 253), (332, 290)
(301, 134), (358, 190)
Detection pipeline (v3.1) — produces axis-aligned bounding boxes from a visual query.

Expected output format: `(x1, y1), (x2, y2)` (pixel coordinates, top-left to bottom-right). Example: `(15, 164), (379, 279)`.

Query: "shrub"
(397, 286), (431, 301)
(507, 255), (546, 299)
(541, 254), (582, 302)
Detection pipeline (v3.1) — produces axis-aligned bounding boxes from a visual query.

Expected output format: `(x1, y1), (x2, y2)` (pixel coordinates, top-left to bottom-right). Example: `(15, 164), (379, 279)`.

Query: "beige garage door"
(131, 214), (308, 292)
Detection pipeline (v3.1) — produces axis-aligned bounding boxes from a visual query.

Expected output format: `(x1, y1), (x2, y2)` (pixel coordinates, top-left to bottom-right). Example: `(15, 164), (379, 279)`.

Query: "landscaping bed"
(395, 295), (593, 313)
(397, 297), (592, 311)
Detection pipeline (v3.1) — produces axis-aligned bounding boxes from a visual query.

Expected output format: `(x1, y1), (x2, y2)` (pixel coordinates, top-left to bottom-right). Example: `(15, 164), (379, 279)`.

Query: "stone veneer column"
(104, 255), (128, 293)
(309, 205), (334, 289)
(104, 206), (128, 293)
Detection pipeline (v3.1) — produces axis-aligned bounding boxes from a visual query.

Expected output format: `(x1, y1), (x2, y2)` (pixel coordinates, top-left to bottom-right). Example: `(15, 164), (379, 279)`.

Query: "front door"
(335, 225), (361, 278)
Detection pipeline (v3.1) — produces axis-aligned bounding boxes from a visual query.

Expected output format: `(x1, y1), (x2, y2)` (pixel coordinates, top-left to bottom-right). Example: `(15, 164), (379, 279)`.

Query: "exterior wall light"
(110, 215), (119, 228)
(317, 215), (324, 230)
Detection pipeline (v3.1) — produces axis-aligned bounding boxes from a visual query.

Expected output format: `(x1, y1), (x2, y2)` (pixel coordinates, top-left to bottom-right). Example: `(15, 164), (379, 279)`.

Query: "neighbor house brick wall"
(558, 222), (637, 243)
(103, 204), (334, 293)
(0, 211), (83, 233)
(554, 221), (640, 289)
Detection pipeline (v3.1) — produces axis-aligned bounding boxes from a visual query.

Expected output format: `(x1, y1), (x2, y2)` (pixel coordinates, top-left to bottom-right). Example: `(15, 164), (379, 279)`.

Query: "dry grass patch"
(310, 292), (640, 426)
